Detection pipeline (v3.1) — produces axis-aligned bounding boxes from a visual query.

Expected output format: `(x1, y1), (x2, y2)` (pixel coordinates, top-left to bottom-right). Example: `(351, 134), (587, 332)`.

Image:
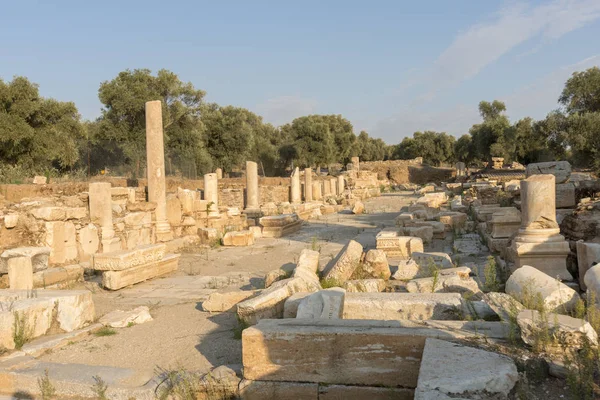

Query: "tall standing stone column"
(323, 180), (331, 196)
(145, 100), (172, 242)
(204, 173), (219, 217)
(216, 168), (223, 179)
(89, 182), (121, 252)
(510, 174), (570, 279)
(291, 167), (301, 204)
(245, 161), (260, 215)
(312, 181), (322, 200)
(351, 156), (360, 171)
(330, 178), (338, 196)
(338, 176), (345, 194)
(304, 168), (313, 202)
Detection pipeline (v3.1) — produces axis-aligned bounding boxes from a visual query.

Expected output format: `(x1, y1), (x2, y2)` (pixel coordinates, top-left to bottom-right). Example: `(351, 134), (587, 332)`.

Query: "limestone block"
(283, 292), (312, 318)
(99, 306), (153, 328)
(8, 256), (34, 289)
(391, 259), (421, 280)
(406, 275), (481, 298)
(402, 226), (433, 244)
(526, 161), (571, 183)
(249, 226), (262, 239)
(322, 240), (363, 283)
(297, 288), (345, 319)
(583, 264), (600, 303)
(259, 214), (299, 227)
(222, 231), (255, 247)
(414, 338), (518, 399)
(352, 201), (365, 215)
(93, 243), (166, 271)
(343, 292), (464, 320)
(123, 211), (152, 227)
(3, 213), (19, 229)
(238, 380), (318, 400)
(394, 213), (414, 227)
(517, 310), (598, 351)
(127, 201), (157, 212)
(101, 253), (179, 290)
(177, 187), (198, 216)
(0, 247), (50, 273)
(44, 221), (77, 265)
(344, 279), (386, 292)
(437, 212), (467, 232)
(506, 265), (580, 313)
(77, 224), (99, 261)
(31, 207), (66, 221)
(555, 182), (576, 208)
(264, 267), (292, 288)
(361, 249), (390, 280)
(411, 252), (453, 270)
(242, 319), (459, 388)
(376, 229), (423, 258)
(33, 263), (83, 289)
(166, 195), (183, 226)
(237, 277), (321, 325)
(198, 227), (219, 245)
(318, 385), (414, 400)
(576, 241), (600, 290)
(65, 207), (87, 220)
(33, 175), (47, 184)
(203, 290), (260, 312)
(482, 292), (524, 322)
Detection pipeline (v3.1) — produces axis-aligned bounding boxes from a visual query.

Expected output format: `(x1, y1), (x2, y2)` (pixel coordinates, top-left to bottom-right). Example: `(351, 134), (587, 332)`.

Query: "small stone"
(99, 306), (153, 328)
(352, 201), (365, 214)
(4, 214), (19, 229)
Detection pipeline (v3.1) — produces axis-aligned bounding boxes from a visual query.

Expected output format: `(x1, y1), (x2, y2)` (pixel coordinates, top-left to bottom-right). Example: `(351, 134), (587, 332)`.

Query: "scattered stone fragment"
(352, 201), (365, 214)
(3, 214), (19, 229)
(402, 226), (433, 244)
(322, 240), (363, 283)
(517, 309), (598, 351)
(361, 249), (391, 280)
(411, 252), (453, 270)
(222, 231), (255, 246)
(482, 292), (524, 322)
(297, 288), (345, 319)
(203, 291), (260, 312)
(343, 279), (386, 292)
(406, 275), (481, 298)
(264, 266), (293, 288)
(99, 306), (153, 328)
(391, 259), (421, 280)
(283, 292), (312, 318)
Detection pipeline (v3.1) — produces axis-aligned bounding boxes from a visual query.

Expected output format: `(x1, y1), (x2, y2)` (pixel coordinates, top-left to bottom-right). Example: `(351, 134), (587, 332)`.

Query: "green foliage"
(482, 256), (500, 292)
(94, 327), (117, 337)
(559, 66), (600, 114)
(12, 311), (33, 350)
(320, 277), (343, 289)
(37, 369), (56, 400)
(392, 131), (456, 166)
(353, 131), (389, 161)
(0, 76), (84, 175)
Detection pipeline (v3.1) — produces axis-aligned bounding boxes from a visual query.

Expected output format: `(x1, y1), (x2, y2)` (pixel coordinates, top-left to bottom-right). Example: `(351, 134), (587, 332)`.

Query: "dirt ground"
(38, 192), (574, 399)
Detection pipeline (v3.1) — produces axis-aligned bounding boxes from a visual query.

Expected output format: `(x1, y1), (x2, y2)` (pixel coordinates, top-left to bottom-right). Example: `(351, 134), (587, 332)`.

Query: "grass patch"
(37, 369), (56, 400)
(320, 277), (343, 289)
(94, 327), (117, 337)
(91, 375), (109, 400)
(13, 311), (33, 350)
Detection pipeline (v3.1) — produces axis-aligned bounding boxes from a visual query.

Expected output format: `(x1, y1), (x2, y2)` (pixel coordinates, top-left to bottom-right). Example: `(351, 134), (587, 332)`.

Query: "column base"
(102, 237), (122, 253)
(155, 221), (173, 242)
(511, 235), (572, 280)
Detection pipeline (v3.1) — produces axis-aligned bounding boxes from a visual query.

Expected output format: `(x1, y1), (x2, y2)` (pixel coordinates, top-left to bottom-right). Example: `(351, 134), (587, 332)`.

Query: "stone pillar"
(8, 256), (33, 290)
(204, 173), (219, 216)
(455, 162), (466, 177)
(304, 168), (313, 202)
(330, 178), (338, 196)
(313, 181), (322, 200)
(245, 161), (260, 215)
(89, 182), (120, 252)
(216, 168), (223, 179)
(351, 156), (360, 171)
(291, 167), (301, 204)
(338, 176), (345, 194)
(145, 100), (172, 242)
(323, 180), (331, 196)
(510, 175), (571, 279)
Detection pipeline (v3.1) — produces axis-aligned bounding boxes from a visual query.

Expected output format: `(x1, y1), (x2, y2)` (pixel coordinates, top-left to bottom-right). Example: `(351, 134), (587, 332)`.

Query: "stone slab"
(93, 243), (166, 271)
(261, 220), (303, 238)
(0, 247), (50, 274)
(101, 253), (180, 290)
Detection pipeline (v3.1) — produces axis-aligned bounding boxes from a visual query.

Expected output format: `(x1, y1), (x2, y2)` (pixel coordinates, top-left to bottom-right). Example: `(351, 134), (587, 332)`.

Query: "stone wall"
(359, 160), (454, 185)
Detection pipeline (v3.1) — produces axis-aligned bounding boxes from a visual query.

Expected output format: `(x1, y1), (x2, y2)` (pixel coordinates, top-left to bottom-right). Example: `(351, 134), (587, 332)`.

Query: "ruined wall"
(358, 160), (453, 185)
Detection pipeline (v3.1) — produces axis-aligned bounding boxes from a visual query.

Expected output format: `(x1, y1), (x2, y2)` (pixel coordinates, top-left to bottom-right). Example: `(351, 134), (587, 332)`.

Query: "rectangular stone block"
(239, 380), (318, 400)
(376, 229), (423, 258)
(556, 182), (576, 208)
(92, 243), (166, 271)
(343, 292), (463, 320)
(261, 220), (302, 238)
(0, 247), (50, 273)
(8, 257), (33, 290)
(259, 214), (299, 227)
(242, 319), (454, 388)
(318, 385), (414, 400)
(33, 264), (84, 289)
(101, 253), (179, 290)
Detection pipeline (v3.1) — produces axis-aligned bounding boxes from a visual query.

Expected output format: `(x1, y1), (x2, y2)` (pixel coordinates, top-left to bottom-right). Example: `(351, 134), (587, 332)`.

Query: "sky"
(2, 0), (600, 144)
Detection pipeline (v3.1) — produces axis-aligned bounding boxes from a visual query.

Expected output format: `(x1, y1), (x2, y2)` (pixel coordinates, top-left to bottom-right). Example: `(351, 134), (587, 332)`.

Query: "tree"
(469, 100), (511, 162)
(559, 67), (600, 114)
(454, 134), (473, 163)
(0, 76), (84, 174)
(392, 131), (455, 166)
(285, 115), (336, 167)
(94, 68), (206, 176)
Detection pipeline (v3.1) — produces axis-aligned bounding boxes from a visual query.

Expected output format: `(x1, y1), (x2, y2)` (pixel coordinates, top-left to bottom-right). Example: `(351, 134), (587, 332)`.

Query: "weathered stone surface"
(322, 240), (363, 283)
(526, 161), (571, 183)
(490, 208), (521, 239)
(3, 213), (19, 229)
(584, 263), (600, 303)
(31, 207), (66, 221)
(411, 252), (453, 270)
(517, 309), (598, 351)
(239, 380), (318, 400)
(283, 292), (312, 318)
(198, 227), (219, 244)
(249, 226), (262, 239)
(264, 268), (291, 288)
(101, 253), (179, 290)
(402, 226), (433, 244)
(33, 264), (83, 289)
(319, 385), (414, 400)
(77, 224), (99, 261)
(99, 306), (153, 328)
(482, 292), (524, 322)
(44, 221), (77, 264)
(394, 213), (414, 227)
(65, 207), (87, 220)
(392, 259), (421, 280)
(0, 247), (50, 273)
(361, 249), (390, 280)
(376, 229), (423, 258)
(238, 276), (321, 325)
(297, 288), (345, 319)
(92, 243), (166, 271)
(242, 319), (484, 388)
(343, 292), (463, 320)
(166, 195), (183, 226)
(415, 338), (518, 399)
(8, 257), (33, 290)
(352, 201), (365, 215)
(344, 279), (386, 292)
(222, 231), (255, 247)
(259, 214), (299, 227)
(406, 275), (481, 298)
(126, 201), (157, 212)
(506, 265), (579, 313)
(577, 241), (600, 291)
(556, 182), (576, 208)
(437, 212), (467, 232)
(203, 291), (260, 312)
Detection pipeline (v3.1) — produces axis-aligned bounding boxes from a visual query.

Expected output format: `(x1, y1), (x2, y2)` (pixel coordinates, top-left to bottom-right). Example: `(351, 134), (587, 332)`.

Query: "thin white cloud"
(254, 96), (317, 126)
(424, 0), (600, 98)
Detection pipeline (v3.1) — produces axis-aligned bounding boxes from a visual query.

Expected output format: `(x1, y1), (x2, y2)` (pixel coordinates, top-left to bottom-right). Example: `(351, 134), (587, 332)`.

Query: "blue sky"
(2, 0), (600, 144)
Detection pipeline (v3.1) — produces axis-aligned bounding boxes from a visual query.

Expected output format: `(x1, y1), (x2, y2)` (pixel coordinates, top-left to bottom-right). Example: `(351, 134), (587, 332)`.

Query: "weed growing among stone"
(37, 369), (56, 400)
